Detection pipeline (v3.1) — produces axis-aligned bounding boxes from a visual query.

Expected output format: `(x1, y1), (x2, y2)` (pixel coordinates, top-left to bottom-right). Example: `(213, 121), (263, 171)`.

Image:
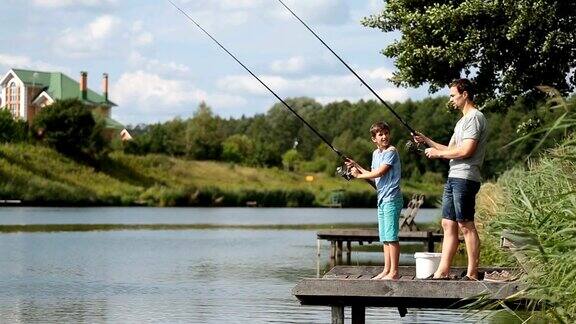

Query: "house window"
(7, 81), (19, 117)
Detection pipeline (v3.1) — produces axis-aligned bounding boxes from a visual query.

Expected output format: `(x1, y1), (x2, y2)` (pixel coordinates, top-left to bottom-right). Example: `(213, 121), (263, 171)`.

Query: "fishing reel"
(405, 139), (425, 154)
(336, 164), (354, 181)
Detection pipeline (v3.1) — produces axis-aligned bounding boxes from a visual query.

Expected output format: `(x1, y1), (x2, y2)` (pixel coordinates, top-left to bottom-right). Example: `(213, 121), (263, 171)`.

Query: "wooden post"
(336, 241), (343, 262)
(351, 305), (365, 324)
(331, 305), (344, 324)
(346, 241), (351, 265)
(330, 241), (336, 268)
(330, 241), (336, 260)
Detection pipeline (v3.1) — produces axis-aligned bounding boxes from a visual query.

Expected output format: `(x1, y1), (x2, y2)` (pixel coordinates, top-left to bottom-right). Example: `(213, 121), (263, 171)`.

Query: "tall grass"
(475, 90), (576, 322)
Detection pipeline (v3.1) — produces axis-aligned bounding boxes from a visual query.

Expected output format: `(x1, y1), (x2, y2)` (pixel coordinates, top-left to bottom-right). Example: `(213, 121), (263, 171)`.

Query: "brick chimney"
(80, 71), (87, 100)
(102, 73), (109, 102)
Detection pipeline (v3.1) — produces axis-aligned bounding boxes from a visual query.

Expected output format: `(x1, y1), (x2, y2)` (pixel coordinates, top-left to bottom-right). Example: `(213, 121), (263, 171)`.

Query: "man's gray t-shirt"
(448, 109), (488, 182)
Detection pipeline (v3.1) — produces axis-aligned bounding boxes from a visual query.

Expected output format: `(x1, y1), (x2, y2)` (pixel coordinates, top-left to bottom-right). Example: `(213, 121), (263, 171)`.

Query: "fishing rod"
(276, 0), (424, 153)
(167, 0), (371, 185)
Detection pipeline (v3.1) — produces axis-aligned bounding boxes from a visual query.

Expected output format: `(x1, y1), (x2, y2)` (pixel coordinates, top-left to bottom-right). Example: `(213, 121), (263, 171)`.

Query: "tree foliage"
(362, 0), (576, 108)
(0, 108), (28, 143)
(32, 99), (106, 160)
(222, 134), (254, 163)
(123, 94), (572, 181)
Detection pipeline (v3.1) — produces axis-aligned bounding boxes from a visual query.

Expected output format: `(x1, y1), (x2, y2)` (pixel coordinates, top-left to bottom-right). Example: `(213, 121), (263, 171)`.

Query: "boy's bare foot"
(382, 273), (399, 280)
(372, 270), (389, 280)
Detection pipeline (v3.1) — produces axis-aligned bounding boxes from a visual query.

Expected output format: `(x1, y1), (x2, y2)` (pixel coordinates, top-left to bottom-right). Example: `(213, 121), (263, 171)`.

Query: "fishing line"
(276, 0), (418, 136)
(167, 0), (344, 158)
(167, 0), (374, 186)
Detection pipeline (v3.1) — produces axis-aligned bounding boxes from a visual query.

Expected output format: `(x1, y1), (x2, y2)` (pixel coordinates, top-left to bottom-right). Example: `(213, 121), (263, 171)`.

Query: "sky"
(0, 0), (434, 125)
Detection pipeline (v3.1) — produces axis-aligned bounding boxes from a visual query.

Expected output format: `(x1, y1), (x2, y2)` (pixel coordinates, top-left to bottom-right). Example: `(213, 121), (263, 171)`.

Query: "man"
(413, 78), (488, 280)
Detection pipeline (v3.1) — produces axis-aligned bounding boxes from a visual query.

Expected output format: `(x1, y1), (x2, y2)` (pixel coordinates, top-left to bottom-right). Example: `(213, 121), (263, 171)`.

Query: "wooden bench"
(293, 265), (526, 323)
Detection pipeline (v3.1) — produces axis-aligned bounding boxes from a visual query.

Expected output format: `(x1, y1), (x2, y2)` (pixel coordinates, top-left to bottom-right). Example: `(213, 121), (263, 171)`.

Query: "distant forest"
(124, 96), (568, 181)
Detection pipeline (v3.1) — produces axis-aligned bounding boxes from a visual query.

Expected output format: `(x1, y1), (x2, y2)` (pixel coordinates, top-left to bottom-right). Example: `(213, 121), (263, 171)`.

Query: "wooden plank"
(324, 266), (515, 278)
(325, 266), (414, 277)
(294, 279), (520, 299)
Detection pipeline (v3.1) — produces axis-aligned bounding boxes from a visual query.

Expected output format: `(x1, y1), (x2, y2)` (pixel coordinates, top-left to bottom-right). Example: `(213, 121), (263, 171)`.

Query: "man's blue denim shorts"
(442, 177), (481, 222)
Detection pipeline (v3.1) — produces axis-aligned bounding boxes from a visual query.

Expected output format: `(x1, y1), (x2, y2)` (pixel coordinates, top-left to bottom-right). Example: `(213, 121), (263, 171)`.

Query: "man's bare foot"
(433, 271), (450, 279)
(465, 272), (478, 280)
(372, 270), (389, 280)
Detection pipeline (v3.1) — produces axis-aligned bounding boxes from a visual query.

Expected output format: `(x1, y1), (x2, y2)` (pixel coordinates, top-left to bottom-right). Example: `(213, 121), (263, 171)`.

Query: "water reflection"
(0, 209), (508, 323)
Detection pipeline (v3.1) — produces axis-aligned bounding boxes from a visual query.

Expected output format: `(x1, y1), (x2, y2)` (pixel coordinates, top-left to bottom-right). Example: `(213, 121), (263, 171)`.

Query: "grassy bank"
(475, 136), (576, 322)
(0, 143), (442, 207)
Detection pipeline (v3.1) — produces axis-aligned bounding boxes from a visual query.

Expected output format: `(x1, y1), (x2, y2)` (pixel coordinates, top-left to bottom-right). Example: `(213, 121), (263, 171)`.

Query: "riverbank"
(0, 143), (442, 207)
(474, 134), (576, 322)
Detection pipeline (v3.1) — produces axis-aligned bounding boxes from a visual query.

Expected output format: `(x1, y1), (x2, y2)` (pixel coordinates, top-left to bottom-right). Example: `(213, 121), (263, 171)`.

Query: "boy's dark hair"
(370, 121), (390, 137)
(450, 78), (475, 101)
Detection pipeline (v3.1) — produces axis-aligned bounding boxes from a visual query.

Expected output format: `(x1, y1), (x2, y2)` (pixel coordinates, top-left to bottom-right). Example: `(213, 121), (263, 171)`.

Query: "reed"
(475, 91), (576, 322)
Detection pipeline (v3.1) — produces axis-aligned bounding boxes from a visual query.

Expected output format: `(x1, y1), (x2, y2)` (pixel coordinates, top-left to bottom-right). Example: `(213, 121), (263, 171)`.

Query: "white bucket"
(414, 252), (442, 279)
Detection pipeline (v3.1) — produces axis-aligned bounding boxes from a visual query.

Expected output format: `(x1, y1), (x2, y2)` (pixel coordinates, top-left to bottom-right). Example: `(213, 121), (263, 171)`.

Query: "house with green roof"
(0, 68), (123, 132)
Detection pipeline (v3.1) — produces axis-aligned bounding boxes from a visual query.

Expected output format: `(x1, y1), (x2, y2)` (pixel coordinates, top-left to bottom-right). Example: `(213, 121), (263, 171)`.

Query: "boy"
(346, 121), (403, 280)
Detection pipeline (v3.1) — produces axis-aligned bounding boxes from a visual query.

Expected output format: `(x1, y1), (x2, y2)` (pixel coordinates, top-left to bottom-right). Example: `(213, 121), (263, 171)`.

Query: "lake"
(0, 207), (505, 323)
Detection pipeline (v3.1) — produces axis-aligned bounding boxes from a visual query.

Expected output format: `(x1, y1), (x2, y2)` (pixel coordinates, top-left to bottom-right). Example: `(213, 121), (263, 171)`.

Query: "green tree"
(222, 134), (254, 163)
(0, 108), (28, 143)
(32, 99), (106, 160)
(282, 149), (303, 171)
(185, 102), (225, 160)
(362, 0), (576, 108)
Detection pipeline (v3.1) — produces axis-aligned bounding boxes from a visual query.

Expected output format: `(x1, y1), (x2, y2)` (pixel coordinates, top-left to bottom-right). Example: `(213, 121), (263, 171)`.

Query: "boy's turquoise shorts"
(377, 196), (403, 243)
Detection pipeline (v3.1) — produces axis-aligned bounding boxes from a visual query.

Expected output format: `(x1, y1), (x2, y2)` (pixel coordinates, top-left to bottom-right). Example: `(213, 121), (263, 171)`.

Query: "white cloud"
(269, 54), (346, 76)
(133, 32), (154, 46)
(128, 52), (190, 76)
(32, 0), (117, 8)
(112, 70), (247, 123)
(88, 15), (117, 39)
(272, 0), (351, 25)
(217, 75), (287, 96)
(54, 15), (120, 58)
(0, 53), (65, 72)
(270, 56), (306, 74)
(128, 21), (154, 47)
(172, 1), (254, 29)
(174, 0), (351, 30)
(216, 0), (264, 10)
(363, 67), (394, 80)
(114, 71), (204, 108)
(217, 67), (399, 101)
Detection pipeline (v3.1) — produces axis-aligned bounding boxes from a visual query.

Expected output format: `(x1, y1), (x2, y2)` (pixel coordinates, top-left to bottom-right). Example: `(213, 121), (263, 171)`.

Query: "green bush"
(32, 99), (107, 160)
(0, 109), (28, 143)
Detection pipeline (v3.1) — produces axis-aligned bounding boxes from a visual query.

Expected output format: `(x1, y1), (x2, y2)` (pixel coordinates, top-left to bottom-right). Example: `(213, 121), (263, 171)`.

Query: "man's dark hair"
(450, 78), (475, 101)
(370, 121), (390, 137)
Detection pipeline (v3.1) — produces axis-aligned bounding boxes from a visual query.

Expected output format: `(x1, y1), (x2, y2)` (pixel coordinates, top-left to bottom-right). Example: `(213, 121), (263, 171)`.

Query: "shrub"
(32, 99), (107, 160)
(0, 109), (28, 143)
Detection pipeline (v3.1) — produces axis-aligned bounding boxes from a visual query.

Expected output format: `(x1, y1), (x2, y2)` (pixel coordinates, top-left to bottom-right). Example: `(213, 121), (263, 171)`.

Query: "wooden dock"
(293, 265), (525, 323)
(317, 229), (451, 265)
